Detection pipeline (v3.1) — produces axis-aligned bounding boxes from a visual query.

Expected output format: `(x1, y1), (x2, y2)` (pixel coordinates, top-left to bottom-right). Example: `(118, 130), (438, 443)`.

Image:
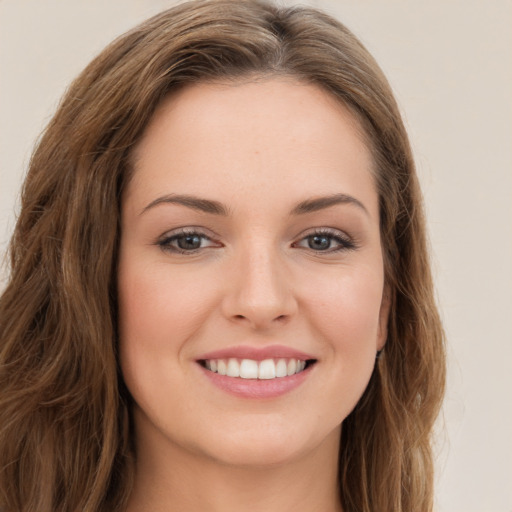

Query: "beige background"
(1, 1), (511, 510)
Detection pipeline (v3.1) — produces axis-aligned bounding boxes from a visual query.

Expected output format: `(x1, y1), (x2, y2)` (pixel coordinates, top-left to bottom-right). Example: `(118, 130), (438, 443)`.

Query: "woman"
(0, 1), (445, 511)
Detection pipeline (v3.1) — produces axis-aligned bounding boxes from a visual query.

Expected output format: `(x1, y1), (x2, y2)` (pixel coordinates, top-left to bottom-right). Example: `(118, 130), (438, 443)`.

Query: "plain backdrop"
(1, 1), (511, 511)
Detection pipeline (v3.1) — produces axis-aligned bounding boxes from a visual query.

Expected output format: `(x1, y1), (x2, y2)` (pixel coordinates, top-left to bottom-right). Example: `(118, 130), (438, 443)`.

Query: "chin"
(189, 419), (341, 469)
(203, 441), (308, 469)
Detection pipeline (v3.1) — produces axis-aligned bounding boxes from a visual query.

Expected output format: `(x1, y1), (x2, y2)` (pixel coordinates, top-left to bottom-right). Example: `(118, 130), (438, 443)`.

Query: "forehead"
(126, 78), (377, 219)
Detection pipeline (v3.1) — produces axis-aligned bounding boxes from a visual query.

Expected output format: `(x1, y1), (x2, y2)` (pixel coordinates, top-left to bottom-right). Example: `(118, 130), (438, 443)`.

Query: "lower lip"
(198, 364), (314, 399)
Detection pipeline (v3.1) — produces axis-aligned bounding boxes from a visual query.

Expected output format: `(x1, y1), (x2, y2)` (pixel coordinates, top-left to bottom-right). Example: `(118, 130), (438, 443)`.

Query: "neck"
(126, 420), (343, 512)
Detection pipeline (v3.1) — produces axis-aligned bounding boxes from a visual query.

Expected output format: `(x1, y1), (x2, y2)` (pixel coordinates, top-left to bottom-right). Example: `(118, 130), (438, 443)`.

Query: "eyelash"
(157, 227), (357, 255)
(292, 228), (357, 253)
(156, 228), (216, 255)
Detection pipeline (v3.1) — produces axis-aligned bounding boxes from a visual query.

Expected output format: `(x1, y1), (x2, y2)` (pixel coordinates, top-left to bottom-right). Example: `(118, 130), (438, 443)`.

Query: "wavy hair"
(0, 1), (445, 510)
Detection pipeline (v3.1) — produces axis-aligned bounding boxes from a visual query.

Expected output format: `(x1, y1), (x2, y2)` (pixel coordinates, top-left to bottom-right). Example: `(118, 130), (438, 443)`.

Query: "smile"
(200, 358), (315, 380)
(196, 345), (317, 398)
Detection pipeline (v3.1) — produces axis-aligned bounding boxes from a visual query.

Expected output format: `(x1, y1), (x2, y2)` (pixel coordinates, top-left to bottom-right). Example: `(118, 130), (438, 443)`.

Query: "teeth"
(227, 358), (240, 377)
(203, 357), (311, 379)
(217, 359), (227, 376)
(240, 359), (258, 379)
(258, 359), (276, 379)
(276, 358), (288, 378)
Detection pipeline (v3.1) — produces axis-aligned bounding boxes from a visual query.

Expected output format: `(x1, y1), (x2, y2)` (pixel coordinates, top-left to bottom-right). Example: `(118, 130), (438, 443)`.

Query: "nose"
(221, 242), (298, 330)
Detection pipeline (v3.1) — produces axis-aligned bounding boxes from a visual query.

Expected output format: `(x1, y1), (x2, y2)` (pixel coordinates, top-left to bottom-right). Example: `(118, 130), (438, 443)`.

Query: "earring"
(376, 349), (383, 359)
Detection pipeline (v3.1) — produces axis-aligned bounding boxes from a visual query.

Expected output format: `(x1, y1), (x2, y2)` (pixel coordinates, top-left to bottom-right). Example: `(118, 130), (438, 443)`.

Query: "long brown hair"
(0, 1), (445, 510)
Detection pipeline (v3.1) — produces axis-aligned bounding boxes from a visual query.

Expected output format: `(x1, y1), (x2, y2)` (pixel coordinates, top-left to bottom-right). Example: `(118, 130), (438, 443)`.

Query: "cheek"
(302, 267), (384, 423)
(302, 264), (385, 398)
(118, 261), (215, 344)
(117, 259), (219, 398)
(308, 268), (384, 340)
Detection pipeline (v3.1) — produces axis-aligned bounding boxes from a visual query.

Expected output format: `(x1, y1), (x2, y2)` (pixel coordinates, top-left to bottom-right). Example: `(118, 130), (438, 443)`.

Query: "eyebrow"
(140, 194), (229, 216)
(140, 192), (368, 217)
(290, 193), (369, 216)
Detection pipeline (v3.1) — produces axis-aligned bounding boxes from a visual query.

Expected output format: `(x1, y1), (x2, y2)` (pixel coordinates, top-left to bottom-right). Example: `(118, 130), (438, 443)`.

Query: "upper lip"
(196, 344), (316, 362)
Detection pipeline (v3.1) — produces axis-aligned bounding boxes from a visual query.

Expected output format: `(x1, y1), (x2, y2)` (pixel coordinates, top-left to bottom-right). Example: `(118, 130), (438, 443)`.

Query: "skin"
(118, 78), (389, 512)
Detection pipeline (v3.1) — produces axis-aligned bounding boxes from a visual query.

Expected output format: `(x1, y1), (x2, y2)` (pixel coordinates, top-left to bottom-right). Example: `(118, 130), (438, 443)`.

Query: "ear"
(377, 285), (391, 351)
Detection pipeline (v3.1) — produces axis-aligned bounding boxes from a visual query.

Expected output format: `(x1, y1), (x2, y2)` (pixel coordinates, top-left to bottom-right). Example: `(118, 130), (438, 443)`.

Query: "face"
(118, 79), (389, 468)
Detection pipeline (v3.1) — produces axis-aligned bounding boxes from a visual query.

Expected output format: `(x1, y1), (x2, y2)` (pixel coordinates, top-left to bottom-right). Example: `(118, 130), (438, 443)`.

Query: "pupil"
(178, 235), (201, 250)
(309, 235), (330, 250)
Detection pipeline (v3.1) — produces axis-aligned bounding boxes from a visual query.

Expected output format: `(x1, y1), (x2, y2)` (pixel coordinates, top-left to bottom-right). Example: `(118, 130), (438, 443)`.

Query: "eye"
(157, 229), (219, 254)
(294, 229), (356, 253)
